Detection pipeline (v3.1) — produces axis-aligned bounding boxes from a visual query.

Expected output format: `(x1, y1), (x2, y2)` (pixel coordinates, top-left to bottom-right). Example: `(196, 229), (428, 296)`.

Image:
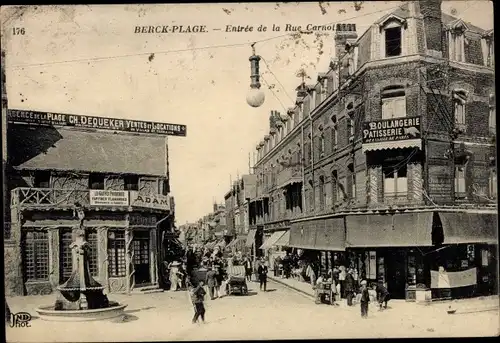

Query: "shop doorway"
(386, 250), (406, 299)
(133, 231), (151, 286)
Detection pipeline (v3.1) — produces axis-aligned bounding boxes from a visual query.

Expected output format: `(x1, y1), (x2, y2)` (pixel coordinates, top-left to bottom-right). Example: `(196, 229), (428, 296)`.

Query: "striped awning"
(362, 139), (421, 153)
(260, 230), (286, 250)
(245, 229), (257, 247)
(226, 237), (244, 249)
(275, 230), (290, 246)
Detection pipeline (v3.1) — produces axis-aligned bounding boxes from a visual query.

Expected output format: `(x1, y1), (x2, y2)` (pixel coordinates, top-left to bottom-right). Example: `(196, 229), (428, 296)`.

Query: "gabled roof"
(441, 13), (486, 34)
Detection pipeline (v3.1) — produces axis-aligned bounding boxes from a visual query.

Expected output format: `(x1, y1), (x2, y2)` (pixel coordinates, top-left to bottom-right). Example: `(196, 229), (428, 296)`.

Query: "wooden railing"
(12, 187), (91, 208)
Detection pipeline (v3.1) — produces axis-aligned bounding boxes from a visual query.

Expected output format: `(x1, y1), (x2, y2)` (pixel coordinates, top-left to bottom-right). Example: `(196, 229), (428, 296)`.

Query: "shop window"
(383, 164), (408, 201)
(89, 173), (105, 190)
(108, 230), (126, 277)
(318, 176), (325, 210)
(60, 229), (73, 282)
(348, 164), (356, 200)
(23, 230), (49, 281)
(381, 87), (406, 119)
(124, 175), (139, 191)
(448, 30), (465, 62)
(454, 165), (467, 199)
(86, 229), (99, 277)
(385, 26), (402, 57)
(453, 90), (467, 130)
(34, 171), (51, 188)
(489, 167), (497, 199)
(363, 251), (377, 280)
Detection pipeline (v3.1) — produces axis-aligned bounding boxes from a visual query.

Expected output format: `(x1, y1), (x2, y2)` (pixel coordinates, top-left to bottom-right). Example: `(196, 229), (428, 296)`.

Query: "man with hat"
(344, 268), (356, 306)
(257, 259), (269, 292)
(359, 280), (370, 318)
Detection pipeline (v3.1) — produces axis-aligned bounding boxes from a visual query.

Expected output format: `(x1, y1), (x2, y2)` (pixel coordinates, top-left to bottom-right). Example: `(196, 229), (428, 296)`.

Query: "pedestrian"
(214, 264), (224, 297)
(205, 266), (218, 300)
(360, 280), (370, 319)
(244, 256), (253, 282)
(345, 268), (355, 306)
(190, 281), (207, 324)
(373, 282), (390, 310)
(219, 274), (228, 298)
(257, 260), (268, 292)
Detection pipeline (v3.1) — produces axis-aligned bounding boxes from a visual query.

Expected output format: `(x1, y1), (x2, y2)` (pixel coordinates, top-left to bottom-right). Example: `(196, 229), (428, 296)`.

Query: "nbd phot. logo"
(9, 312), (32, 328)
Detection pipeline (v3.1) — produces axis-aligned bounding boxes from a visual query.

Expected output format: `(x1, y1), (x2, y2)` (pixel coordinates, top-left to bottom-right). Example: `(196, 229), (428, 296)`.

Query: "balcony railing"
(11, 187), (172, 211)
(12, 188), (91, 208)
(382, 192), (413, 206)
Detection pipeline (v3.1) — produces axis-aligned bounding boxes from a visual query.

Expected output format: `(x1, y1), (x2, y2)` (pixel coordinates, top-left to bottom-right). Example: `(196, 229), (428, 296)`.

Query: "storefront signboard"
(7, 109), (187, 137)
(89, 190), (129, 206)
(362, 116), (421, 143)
(130, 191), (170, 211)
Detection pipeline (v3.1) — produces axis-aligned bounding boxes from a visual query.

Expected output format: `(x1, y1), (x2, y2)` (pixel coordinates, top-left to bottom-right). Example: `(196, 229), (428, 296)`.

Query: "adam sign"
(130, 191), (170, 211)
(362, 116), (421, 144)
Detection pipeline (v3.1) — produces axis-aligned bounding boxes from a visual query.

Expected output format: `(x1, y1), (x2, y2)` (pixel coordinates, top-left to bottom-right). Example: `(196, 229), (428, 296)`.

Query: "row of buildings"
(216, 0), (497, 301)
(2, 52), (185, 296)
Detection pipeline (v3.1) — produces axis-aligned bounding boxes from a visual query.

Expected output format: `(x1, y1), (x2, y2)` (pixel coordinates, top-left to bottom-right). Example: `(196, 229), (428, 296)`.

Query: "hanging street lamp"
(246, 43), (265, 108)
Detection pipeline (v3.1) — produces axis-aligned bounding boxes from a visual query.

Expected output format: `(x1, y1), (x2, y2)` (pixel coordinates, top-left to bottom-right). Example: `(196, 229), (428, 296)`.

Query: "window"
(487, 39), (494, 67)
(381, 88), (406, 119)
(331, 171), (338, 204)
(348, 164), (356, 200)
(448, 31), (465, 62)
(385, 26), (402, 57)
(159, 179), (169, 196)
(298, 103), (304, 122)
(87, 229), (99, 277)
(133, 237), (149, 265)
(454, 165), (466, 199)
(34, 171), (50, 188)
(347, 103), (355, 141)
(23, 230), (49, 281)
(318, 176), (325, 210)
(108, 230), (126, 277)
(383, 164), (408, 200)
(331, 116), (338, 150)
(309, 91), (316, 113)
(124, 175), (139, 191)
(489, 98), (496, 134)
(319, 131), (325, 157)
(453, 91), (467, 128)
(489, 167), (497, 199)
(89, 173), (105, 190)
(293, 110), (299, 127)
(320, 78), (328, 102)
(60, 229), (73, 282)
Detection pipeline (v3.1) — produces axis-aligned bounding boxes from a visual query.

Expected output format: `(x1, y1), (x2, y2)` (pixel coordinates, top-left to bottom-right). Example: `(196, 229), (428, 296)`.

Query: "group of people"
(315, 267), (391, 318)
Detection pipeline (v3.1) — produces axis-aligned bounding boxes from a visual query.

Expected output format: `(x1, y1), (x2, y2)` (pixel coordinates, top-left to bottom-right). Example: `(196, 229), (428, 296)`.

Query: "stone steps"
(131, 284), (164, 294)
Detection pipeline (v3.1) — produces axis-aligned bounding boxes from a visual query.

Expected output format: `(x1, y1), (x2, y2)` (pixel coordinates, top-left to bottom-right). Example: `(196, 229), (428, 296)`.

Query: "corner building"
(252, 0), (496, 301)
(5, 112), (177, 296)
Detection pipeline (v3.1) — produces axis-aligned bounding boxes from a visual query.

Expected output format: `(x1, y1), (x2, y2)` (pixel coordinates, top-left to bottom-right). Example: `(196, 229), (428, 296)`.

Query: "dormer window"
(448, 27), (466, 62)
(453, 90), (467, 130)
(482, 32), (494, 67)
(332, 70), (339, 92)
(380, 17), (405, 58)
(309, 89), (316, 113)
(346, 43), (358, 75)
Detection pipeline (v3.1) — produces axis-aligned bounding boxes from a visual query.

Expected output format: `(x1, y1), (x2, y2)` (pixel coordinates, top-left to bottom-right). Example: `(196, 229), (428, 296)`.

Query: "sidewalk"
(268, 274), (500, 312)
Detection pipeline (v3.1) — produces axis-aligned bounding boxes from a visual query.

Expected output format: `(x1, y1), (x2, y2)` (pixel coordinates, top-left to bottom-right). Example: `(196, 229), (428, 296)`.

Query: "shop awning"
(438, 212), (498, 244)
(245, 228), (257, 247)
(275, 230), (290, 246)
(289, 221), (317, 250)
(226, 237), (242, 249)
(215, 239), (226, 248)
(314, 217), (346, 251)
(346, 212), (433, 247)
(260, 230), (286, 250)
(362, 139), (421, 153)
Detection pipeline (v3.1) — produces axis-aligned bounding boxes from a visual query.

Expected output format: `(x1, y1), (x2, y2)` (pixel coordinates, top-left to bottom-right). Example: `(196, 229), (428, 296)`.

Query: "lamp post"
(246, 44), (265, 108)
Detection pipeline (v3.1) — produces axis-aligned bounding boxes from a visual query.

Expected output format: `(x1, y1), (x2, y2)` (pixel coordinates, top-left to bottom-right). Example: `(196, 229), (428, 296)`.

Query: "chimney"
(334, 23), (358, 61)
(213, 202), (218, 213)
(418, 0), (443, 54)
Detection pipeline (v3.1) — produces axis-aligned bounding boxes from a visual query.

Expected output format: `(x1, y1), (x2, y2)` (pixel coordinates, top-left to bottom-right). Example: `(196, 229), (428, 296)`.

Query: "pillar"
(5, 206), (24, 296)
(150, 228), (158, 286)
(48, 228), (60, 289)
(368, 166), (381, 205)
(125, 228), (134, 293)
(97, 227), (108, 288)
(410, 163), (424, 202)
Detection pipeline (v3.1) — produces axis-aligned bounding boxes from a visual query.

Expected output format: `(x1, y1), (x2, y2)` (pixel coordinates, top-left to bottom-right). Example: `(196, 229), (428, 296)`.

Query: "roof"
(8, 125), (167, 176)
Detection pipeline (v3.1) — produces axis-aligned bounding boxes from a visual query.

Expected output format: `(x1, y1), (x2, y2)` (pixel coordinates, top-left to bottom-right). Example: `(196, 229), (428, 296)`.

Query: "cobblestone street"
(6, 280), (499, 342)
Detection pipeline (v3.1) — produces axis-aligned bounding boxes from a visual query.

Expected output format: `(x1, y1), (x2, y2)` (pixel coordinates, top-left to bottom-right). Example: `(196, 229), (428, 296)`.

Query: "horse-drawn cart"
(226, 265), (248, 295)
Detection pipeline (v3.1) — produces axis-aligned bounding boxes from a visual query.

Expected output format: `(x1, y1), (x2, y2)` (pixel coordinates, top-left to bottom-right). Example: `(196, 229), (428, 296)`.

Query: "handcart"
(225, 265), (248, 295)
(315, 282), (335, 305)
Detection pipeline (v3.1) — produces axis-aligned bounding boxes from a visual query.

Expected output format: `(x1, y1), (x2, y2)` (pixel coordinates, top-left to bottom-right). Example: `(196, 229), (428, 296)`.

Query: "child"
(359, 280), (370, 319)
(373, 282), (390, 310)
(219, 275), (229, 298)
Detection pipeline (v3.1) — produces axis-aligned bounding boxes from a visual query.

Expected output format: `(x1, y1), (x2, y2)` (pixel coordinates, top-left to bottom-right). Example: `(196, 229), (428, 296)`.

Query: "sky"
(1, 1), (494, 225)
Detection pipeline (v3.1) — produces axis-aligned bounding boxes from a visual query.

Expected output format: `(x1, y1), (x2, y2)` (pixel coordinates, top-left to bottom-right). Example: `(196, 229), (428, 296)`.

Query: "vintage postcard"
(2, 1), (498, 342)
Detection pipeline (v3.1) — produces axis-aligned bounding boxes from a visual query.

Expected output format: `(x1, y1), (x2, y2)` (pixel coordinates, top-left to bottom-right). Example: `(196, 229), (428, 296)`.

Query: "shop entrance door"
(133, 231), (151, 286)
(386, 250), (406, 299)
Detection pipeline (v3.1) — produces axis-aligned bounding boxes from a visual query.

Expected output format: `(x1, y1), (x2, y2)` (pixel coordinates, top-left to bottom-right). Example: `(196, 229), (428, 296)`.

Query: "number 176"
(13, 27), (25, 35)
